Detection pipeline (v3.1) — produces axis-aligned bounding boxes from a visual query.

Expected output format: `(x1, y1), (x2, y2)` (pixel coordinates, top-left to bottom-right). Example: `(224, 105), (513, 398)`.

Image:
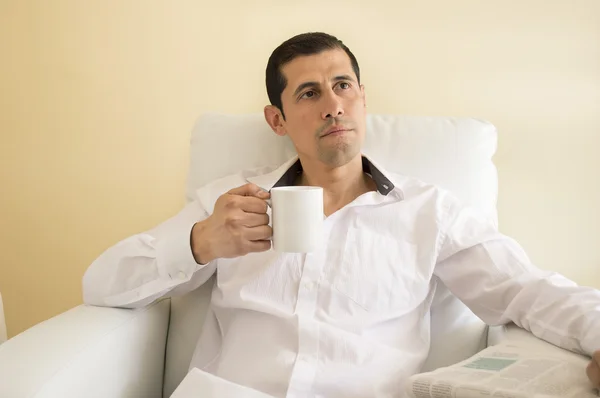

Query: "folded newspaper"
(405, 341), (599, 398)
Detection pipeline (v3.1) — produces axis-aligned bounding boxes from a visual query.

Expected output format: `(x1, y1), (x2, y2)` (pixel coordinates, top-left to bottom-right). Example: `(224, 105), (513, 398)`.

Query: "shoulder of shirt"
(386, 170), (495, 229)
(385, 171), (476, 231)
(192, 164), (281, 215)
(386, 170), (451, 201)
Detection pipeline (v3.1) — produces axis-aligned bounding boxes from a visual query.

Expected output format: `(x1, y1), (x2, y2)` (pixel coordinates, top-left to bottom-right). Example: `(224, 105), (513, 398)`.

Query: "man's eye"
(339, 82), (350, 89)
(301, 91), (316, 99)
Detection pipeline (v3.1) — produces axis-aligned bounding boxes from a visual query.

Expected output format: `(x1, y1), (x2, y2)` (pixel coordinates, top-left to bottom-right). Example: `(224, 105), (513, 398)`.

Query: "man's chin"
(318, 144), (361, 168)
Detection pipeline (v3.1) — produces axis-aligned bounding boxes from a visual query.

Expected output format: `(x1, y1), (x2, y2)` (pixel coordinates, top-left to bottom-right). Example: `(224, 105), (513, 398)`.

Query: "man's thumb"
(228, 183), (266, 197)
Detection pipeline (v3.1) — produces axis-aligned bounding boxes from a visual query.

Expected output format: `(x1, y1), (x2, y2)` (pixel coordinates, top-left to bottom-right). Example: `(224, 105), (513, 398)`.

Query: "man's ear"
(264, 105), (287, 137)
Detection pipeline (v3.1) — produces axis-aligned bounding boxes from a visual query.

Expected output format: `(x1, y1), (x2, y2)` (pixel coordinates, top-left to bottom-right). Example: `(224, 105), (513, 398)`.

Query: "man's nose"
(320, 92), (344, 119)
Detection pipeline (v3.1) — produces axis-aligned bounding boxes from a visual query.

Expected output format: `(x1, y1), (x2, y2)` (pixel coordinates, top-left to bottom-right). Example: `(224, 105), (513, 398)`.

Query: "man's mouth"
(321, 127), (351, 137)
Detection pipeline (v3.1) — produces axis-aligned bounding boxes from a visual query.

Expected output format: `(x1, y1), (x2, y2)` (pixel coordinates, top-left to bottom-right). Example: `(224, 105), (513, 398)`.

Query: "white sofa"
(0, 113), (553, 398)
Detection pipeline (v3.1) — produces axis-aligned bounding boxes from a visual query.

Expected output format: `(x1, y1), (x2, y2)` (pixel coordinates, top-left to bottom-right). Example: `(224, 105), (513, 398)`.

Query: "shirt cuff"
(155, 219), (202, 282)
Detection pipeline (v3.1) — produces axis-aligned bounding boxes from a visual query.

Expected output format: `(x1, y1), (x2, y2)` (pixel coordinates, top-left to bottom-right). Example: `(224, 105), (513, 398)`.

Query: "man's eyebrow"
(292, 75), (357, 97)
(332, 74), (355, 83)
(293, 81), (318, 97)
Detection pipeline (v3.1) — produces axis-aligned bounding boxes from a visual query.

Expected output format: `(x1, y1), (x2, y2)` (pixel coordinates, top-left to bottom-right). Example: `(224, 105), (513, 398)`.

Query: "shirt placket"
(286, 223), (330, 397)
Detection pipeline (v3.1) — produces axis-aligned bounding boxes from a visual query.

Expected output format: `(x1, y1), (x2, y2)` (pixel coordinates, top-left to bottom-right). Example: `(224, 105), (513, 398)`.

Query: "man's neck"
(297, 154), (377, 216)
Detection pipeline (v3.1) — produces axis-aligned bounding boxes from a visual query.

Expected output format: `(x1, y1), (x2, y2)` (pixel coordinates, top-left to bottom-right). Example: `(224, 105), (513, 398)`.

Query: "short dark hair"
(265, 32), (361, 119)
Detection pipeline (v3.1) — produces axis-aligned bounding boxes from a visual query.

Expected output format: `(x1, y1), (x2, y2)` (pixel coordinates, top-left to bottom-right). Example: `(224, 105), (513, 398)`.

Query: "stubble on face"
(314, 118), (362, 167)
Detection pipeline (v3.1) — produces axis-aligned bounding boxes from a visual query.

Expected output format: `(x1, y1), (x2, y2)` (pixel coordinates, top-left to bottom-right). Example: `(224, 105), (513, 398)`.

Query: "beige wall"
(1, 0), (599, 338)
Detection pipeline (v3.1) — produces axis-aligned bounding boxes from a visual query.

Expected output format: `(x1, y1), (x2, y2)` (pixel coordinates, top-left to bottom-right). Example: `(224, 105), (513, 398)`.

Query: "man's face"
(266, 49), (366, 167)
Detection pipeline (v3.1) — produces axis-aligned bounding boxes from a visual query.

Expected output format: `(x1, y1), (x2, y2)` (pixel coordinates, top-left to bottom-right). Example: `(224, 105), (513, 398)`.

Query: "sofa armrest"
(0, 299), (170, 398)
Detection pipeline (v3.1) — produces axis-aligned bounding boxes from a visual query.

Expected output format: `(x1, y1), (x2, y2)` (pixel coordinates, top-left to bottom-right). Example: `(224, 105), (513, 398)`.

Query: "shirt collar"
(246, 154), (400, 197)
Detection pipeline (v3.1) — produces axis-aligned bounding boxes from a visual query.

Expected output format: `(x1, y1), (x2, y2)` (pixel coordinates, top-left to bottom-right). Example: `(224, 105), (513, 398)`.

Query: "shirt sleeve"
(82, 199), (216, 309)
(433, 191), (600, 356)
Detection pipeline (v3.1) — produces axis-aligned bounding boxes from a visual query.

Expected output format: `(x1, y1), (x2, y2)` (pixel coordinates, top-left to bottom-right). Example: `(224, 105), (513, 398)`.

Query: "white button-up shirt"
(83, 155), (600, 398)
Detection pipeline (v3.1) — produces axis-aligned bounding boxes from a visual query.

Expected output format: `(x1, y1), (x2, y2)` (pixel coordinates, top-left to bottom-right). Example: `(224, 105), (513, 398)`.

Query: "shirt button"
(177, 271), (187, 280)
(304, 281), (315, 291)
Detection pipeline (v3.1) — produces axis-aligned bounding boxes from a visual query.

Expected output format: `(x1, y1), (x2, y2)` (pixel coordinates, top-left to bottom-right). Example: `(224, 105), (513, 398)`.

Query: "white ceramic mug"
(270, 186), (324, 253)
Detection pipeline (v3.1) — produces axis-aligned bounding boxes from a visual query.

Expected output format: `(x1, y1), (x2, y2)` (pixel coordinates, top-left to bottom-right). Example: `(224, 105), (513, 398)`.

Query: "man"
(83, 32), (600, 397)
